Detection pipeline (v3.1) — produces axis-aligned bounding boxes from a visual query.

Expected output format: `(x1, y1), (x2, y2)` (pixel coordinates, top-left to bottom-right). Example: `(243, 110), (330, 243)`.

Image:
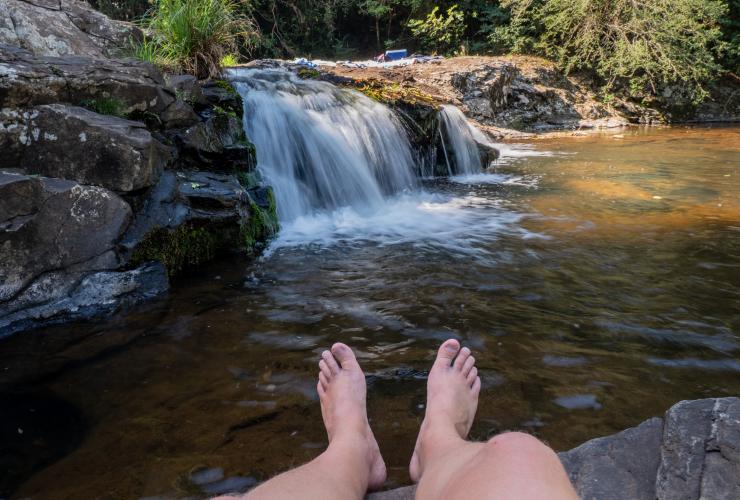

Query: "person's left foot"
(317, 343), (387, 490)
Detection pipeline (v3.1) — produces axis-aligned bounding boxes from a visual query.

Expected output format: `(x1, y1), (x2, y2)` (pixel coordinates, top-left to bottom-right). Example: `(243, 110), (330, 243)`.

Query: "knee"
(484, 432), (557, 460)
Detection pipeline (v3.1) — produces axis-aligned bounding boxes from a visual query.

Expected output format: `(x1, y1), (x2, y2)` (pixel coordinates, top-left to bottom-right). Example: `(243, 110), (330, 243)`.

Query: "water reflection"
(0, 126), (738, 499)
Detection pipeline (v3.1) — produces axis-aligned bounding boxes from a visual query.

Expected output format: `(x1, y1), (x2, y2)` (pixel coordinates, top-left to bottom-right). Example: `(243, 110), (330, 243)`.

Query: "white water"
(229, 68), (418, 222)
(228, 69), (549, 254)
(438, 105), (488, 175)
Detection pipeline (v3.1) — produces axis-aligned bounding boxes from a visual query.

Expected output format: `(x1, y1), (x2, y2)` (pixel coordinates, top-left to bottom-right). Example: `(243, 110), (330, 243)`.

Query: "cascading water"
(228, 68), (418, 222)
(438, 105), (493, 175)
(226, 68), (540, 253)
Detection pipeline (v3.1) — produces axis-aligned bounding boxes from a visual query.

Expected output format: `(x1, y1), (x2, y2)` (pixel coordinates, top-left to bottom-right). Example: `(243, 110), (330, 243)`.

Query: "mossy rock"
(241, 188), (279, 252)
(130, 223), (239, 275)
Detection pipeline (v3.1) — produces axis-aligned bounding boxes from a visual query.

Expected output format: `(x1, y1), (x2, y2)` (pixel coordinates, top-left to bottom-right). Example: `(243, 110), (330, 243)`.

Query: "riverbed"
(1, 126), (738, 498)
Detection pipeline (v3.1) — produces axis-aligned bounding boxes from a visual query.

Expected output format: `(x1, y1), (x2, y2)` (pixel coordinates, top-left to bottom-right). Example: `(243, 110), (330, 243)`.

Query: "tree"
(497, 0), (728, 101)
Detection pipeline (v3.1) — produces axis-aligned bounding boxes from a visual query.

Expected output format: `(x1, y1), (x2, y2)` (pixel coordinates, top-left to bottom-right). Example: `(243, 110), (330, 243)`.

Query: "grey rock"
(175, 112), (254, 171)
(0, 0), (140, 58)
(0, 171), (131, 305)
(366, 486), (416, 500)
(159, 99), (200, 129)
(559, 417), (663, 500)
(0, 262), (168, 336)
(656, 397), (740, 500)
(450, 63), (518, 121)
(0, 104), (171, 192)
(120, 170), (250, 257)
(0, 44), (175, 115)
(165, 74), (207, 107)
(201, 80), (243, 115)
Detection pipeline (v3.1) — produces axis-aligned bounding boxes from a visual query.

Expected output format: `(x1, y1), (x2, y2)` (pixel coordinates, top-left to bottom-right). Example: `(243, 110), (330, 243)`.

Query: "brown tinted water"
(1, 126), (739, 499)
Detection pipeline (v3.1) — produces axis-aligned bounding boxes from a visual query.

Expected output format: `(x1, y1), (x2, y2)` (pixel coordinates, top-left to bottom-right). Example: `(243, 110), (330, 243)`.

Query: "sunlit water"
(1, 126), (739, 499)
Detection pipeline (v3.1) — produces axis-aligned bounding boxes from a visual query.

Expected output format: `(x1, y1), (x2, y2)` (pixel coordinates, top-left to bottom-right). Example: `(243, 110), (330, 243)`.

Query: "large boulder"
(121, 170), (277, 275)
(0, 44), (176, 115)
(0, 0), (140, 58)
(656, 398), (740, 500)
(0, 105), (171, 192)
(0, 171), (131, 304)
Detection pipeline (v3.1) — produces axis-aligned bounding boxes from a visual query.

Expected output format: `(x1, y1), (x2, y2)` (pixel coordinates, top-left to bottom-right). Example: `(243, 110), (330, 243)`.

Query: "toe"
(322, 350), (340, 374)
(317, 381), (325, 398)
(466, 366), (478, 386)
(471, 376), (481, 395)
(453, 347), (471, 371)
(319, 359), (332, 378)
(331, 342), (360, 370)
(461, 355), (475, 377)
(319, 371), (329, 390)
(433, 339), (461, 369)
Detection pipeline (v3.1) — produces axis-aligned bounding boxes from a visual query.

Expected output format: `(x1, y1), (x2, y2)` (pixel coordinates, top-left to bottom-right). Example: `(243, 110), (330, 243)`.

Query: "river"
(1, 126), (738, 498)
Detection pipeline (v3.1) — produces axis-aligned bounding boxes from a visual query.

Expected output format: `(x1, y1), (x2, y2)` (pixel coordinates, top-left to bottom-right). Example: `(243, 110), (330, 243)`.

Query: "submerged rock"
(0, 105), (171, 192)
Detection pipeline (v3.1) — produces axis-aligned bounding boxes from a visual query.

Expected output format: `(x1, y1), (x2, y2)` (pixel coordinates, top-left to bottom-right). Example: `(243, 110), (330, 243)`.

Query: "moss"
(297, 68), (322, 80)
(214, 79), (238, 96)
(236, 169), (261, 188)
(81, 97), (126, 118)
(353, 80), (437, 107)
(240, 189), (279, 252)
(130, 223), (236, 275)
(213, 104), (238, 119)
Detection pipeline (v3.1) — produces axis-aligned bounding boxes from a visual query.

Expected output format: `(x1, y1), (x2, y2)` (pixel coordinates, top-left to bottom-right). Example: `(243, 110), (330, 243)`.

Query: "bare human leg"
(220, 343), (386, 500)
(411, 339), (579, 500)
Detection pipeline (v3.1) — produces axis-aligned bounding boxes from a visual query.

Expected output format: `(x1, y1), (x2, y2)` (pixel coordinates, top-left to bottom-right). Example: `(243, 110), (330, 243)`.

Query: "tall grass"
(135, 0), (256, 79)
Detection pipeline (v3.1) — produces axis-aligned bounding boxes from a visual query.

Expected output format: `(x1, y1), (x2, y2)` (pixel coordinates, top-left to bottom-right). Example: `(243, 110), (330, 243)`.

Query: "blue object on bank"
(384, 49), (408, 60)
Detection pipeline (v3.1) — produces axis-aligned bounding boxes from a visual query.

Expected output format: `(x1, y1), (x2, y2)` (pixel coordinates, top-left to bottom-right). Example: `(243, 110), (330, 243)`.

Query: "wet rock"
(0, 0), (140, 58)
(0, 105), (171, 192)
(656, 398), (740, 500)
(0, 171), (131, 306)
(0, 262), (168, 336)
(159, 99), (200, 129)
(174, 112), (254, 172)
(559, 417), (663, 500)
(0, 44), (175, 115)
(199, 476), (257, 495)
(201, 80), (243, 115)
(121, 170), (276, 275)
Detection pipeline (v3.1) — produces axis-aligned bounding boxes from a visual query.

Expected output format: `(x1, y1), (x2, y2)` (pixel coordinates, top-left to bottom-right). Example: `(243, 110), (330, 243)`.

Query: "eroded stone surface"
(0, 104), (171, 192)
(0, 0), (139, 58)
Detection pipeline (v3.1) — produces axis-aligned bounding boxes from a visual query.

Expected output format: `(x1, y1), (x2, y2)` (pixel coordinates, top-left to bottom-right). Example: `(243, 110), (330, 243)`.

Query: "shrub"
(496, 0), (728, 102)
(408, 5), (467, 55)
(135, 0), (258, 79)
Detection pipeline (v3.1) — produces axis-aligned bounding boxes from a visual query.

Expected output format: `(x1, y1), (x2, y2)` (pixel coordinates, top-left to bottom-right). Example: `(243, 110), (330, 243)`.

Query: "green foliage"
(91, 0), (151, 21)
(408, 5), (466, 55)
(133, 0), (259, 79)
(498, 0), (729, 102)
(81, 97), (126, 117)
(221, 53), (240, 66)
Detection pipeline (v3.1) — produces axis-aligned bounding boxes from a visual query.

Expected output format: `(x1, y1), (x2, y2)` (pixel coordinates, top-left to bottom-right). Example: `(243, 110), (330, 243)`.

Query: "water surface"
(1, 126), (739, 499)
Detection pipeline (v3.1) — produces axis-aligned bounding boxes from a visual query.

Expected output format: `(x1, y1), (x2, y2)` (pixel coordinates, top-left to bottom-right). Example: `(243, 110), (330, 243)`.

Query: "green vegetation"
(109, 0), (737, 104)
(132, 0), (258, 79)
(81, 97), (127, 117)
(130, 223), (232, 275)
(408, 5), (466, 55)
(355, 80), (437, 106)
(240, 191), (279, 252)
(495, 0), (730, 102)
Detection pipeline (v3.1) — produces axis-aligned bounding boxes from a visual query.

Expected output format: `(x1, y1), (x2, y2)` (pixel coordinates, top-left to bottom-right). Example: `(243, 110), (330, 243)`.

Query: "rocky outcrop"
(0, 171), (163, 336)
(0, 44), (175, 116)
(0, 105), (171, 192)
(0, 5), (274, 337)
(0, 0), (140, 58)
(367, 397), (740, 500)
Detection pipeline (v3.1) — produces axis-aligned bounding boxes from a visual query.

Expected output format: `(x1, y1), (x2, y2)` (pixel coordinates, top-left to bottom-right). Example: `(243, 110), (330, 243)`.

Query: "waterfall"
(228, 68), (418, 222)
(438, 105), (490, 175)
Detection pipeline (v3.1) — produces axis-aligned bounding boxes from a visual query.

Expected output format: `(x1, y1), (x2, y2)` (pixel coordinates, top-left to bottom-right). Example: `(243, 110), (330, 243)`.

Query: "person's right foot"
(409, 339), (481, 483)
